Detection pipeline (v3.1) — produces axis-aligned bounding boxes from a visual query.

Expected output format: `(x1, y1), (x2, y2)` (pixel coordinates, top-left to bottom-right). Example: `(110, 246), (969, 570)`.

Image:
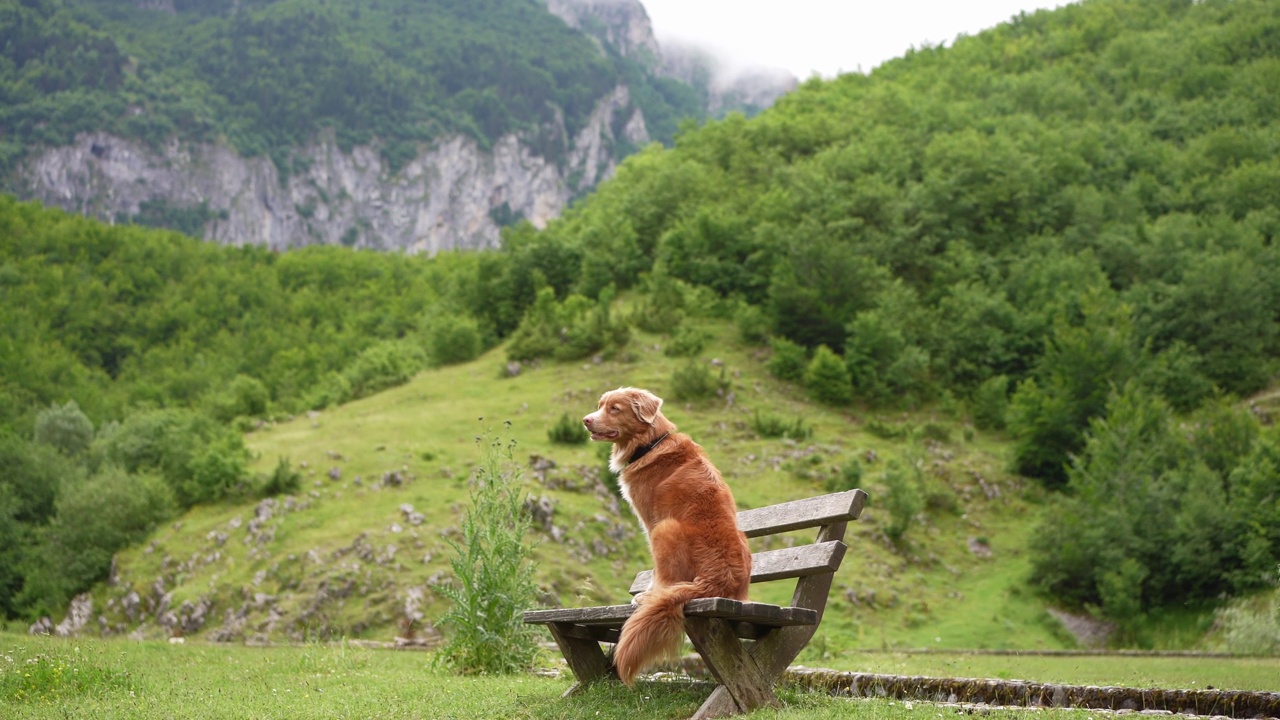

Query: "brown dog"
(582, 387), (752, 686)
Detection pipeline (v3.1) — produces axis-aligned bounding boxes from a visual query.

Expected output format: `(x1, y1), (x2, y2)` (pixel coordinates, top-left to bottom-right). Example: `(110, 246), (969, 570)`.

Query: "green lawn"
(822, 651), (1279, 692)
(2, 634), (1274, 719)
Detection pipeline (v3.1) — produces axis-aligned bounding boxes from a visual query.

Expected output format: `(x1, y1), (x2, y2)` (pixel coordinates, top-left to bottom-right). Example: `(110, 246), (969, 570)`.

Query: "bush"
(671, 360), (725, 402)
(734, 302), (770, 346)
(425, 312), (483, 367)
(804, 345), (853, 406)
(663, 324), (710, 358)
(260, 457), (302, 497)
(766, 337), (807, 382)
(436, 426), (540, 674)
(971, 375), (1010, 431)
(825, 457), (863, 493)
(207, 374), (270, 423)
(547, 412), (586, 445)
(33, 401), (94, 457)
(1217, 593), (1280, 656)
(18, 467), (174, 617)
(508, 287), (630, 363)
(104, 408), (249, 508)
(880, 458), (922, 547)
(629, 271), (688, 334)
(342, 340), (428, 401)
(750, 411), (813, 440)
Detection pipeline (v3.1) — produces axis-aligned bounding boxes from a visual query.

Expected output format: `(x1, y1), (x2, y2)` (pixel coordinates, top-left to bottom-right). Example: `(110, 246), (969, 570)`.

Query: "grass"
(18, 633), (1270, 719)
(2, 634), (1274, 720)
(819, 651), (1280, 692)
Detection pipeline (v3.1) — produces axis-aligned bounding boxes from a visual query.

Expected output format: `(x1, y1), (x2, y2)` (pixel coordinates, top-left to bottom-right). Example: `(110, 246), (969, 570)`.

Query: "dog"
(582, 387), (752, 686)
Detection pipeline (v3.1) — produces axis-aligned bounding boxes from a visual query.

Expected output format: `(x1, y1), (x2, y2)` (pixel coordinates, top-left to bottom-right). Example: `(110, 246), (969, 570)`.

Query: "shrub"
(208, 374), (270, 423)
(671, 360), (726, 402)
(342, 340), (428, 401)
(663, 324), (710, 358)
(734, 302), (770, 346)
(508, 287), (629, 363)
(766, 337), (807, 382)
(880, 458), (922, 547)
(104, 408), (249, 508)
(971, 375), (1010, 431)
(260, 456), (302, 497)
(804, 345), (853, 406)
(18, 467), (175, 617)
(629, 271), (688, 334)
(1217, 593), (1280, 656)
(425, 312), (483, 367)
(436, 426), (540, 674)
(33, 400), (94, 457)
(750, 411), (813, 440)
(825, 457), (863, 493)
(547, 412), (586, 445)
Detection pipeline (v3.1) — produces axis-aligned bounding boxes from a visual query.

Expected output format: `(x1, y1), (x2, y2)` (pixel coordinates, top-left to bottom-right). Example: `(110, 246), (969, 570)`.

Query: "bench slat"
(524, 599), (817, 629)
(629, 540), (846, 595)
(737, 489), (867, 538)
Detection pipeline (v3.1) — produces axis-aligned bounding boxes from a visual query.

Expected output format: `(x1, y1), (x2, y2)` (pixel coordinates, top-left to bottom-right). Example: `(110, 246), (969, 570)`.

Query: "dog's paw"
(630, 591), (650, 606)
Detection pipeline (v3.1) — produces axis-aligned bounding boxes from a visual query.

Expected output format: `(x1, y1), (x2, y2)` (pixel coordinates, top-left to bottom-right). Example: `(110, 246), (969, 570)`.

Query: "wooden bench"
(524, 488), (868, 719)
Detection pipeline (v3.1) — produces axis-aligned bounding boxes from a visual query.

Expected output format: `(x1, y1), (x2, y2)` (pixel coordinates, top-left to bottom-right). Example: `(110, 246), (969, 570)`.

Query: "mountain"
(1, 0), (795, 253)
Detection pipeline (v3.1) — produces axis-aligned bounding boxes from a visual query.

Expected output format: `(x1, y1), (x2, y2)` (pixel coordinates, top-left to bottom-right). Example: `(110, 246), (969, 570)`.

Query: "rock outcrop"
(22, 85), (648, 254)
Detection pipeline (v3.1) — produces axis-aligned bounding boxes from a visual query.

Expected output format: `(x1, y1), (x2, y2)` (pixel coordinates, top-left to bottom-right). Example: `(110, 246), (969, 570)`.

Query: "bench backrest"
(628, 488), (868, 615)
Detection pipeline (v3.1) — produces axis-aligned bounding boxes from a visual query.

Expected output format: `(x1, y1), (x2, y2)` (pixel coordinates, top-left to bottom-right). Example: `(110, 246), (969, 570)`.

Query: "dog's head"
(582, 387), (669, 445)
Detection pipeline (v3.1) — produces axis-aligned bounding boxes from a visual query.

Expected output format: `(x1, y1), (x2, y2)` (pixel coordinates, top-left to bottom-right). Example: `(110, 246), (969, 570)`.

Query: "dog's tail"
(613, 576), (722, 687)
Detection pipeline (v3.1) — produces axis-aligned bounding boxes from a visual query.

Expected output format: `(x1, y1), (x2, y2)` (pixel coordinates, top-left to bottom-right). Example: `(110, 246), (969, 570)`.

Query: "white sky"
(640, 0), (1077, 79)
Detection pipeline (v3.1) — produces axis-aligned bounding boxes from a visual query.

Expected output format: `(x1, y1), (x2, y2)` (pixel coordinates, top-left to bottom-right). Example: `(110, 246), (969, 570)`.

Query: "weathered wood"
(684, 617), (778, 717)
(524, 603), (635, 626)
(736, 488), (866, 537)
(524, 599), (817, 629)
(630, 541), (847, 594)
(547, 622), (612, 689)
(524, 488), (867, 720)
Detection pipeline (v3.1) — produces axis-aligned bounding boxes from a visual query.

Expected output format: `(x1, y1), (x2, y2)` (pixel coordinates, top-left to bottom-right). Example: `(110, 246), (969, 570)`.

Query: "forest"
(0, 0), (705, 180)
(1, 0), (1278, 638)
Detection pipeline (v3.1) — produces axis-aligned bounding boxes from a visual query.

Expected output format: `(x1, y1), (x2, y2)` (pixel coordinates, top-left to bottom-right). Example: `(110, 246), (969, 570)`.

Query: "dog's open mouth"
(589, 429), (620, 441)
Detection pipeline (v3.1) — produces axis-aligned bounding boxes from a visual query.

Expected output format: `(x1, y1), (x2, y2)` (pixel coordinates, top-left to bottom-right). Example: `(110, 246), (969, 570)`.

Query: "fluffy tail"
(613, 578), (716, 687)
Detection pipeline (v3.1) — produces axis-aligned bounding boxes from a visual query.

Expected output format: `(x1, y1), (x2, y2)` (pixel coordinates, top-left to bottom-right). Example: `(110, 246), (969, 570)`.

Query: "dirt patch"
(1048, 607), (1114, 649)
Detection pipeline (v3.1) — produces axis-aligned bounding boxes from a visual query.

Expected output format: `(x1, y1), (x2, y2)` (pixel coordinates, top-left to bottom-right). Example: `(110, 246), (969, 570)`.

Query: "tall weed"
(436, 423), (541, 674)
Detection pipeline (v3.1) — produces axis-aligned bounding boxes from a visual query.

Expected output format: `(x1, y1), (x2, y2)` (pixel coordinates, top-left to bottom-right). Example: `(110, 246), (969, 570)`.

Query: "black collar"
(628, 432), (670, 465)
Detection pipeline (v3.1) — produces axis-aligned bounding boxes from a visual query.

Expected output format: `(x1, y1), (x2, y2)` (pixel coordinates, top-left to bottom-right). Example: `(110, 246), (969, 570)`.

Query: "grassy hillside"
(88, 315), (1086, 653)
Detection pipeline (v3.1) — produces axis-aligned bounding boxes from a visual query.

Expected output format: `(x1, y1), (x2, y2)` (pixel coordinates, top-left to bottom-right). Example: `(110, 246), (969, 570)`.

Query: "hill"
(0, 0), (794, 251)
(2, 0), (1278, 650)
(86, 317), (1075, 652)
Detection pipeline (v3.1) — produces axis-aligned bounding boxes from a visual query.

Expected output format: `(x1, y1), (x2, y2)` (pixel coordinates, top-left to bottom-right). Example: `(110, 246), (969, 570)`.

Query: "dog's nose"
(582, 415), (591, 427)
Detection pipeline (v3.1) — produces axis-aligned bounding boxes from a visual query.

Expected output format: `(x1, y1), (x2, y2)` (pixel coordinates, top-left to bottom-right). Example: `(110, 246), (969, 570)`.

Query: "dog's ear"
(630, 390), (663, 425)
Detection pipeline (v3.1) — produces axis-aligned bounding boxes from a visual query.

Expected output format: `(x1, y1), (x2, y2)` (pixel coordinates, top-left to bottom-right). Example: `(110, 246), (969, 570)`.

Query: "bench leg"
(683, 617), (778, 718)
(547, 623), (614, 695)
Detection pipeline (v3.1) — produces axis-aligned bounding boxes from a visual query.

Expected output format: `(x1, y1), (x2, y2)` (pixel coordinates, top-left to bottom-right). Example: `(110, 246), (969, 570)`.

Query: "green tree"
(1008, 293), (1135, 488)
(33, 400), (94, 457)
(804, 345), (853, 406)
(19, 467), (175, 618)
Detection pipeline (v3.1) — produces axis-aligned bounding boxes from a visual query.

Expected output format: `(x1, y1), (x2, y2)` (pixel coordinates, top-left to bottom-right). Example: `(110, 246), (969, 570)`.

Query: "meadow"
(3, 632), (1275, 719)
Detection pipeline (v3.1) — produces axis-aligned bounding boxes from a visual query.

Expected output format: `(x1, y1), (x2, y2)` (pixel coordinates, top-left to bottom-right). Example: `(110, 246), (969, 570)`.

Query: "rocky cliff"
(23, 85), (647, 254)
(15, 0), (789, 254)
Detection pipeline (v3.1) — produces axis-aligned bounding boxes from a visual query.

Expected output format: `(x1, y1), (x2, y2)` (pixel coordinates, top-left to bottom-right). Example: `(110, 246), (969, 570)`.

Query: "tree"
(18, 467), (174, 618)
(804, 345), (853, 406)
(1008, 292), (1136, 488)
(33, 400), (94, 457)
